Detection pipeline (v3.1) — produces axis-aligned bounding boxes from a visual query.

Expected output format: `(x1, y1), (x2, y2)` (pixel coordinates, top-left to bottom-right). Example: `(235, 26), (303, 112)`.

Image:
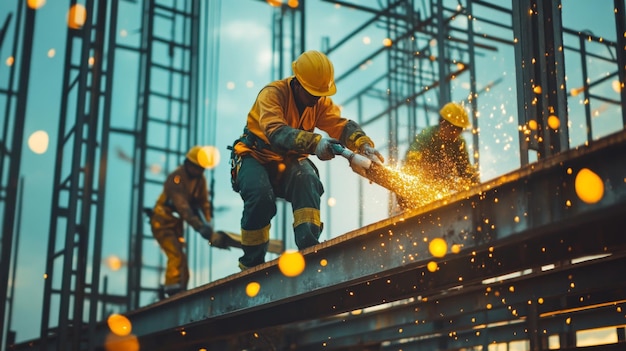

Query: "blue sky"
(1, 0), (623, 344)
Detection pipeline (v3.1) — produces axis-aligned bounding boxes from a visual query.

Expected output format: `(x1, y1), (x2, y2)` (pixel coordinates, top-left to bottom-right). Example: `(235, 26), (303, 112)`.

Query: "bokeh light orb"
(107, 313), (132, 336)
(28, 130), (49, 154)
(27, 0), (46, 9)
(428, 238), (448, 258)
(105, 255), (123, 271)
(278, 250), (305, 277)
(451, 244), (461, 254)
(547, 115), (560, 130)
(575, 168), (604, 204)
(67, 4), (87, 29)
(246, 282), (261, 297)
(528, 119), (538, 131)
(149, 163), (162, 175)
(327, 197), (336, 207)
(320, 259), (328, 267)
(197, 146), (220, 169)
(104, 333), (139, 351)
(427, 261), (438, 272)
(267, 0), (282, 6)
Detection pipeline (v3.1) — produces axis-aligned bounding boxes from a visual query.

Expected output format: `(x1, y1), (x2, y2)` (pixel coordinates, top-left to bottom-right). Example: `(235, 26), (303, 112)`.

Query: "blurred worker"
(229, 50), (384, 270)
(150, 146), (228, 297)
(398, 102), (480, 209)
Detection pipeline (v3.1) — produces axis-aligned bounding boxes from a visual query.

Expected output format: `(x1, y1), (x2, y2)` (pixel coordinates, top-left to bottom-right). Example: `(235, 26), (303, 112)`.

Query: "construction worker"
(150, 146), (228, 297)
(229, 50), (384, 270)
(398, 102), (480, 209)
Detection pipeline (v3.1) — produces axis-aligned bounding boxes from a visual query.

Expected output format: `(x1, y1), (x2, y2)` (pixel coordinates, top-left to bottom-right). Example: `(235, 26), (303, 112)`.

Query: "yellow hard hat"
(186, 146), (207, 168)
(439, 102), (470, 128)
(292, 50), (337, 97)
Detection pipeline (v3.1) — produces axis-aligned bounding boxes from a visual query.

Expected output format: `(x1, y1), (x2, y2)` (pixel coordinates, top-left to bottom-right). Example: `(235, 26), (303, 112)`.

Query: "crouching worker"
(150, 146), (229, 297)
(230, 50), (383, 270)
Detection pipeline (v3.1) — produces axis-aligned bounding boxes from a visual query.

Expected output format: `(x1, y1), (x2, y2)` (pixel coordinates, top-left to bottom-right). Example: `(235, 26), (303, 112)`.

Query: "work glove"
(359, 144), (384, 165)
(209, 231), (230, 250)
(349, 160), (369, 177)
(315, 137), (342, 161)
(197, 224), (214, 241)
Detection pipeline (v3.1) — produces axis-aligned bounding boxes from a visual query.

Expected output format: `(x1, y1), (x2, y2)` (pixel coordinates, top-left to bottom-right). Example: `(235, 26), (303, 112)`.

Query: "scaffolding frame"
(39, 0), (119, 349)
(0, 3), (37, 349)
(124, 0), (202, 310)
(1, 0), (625, 350)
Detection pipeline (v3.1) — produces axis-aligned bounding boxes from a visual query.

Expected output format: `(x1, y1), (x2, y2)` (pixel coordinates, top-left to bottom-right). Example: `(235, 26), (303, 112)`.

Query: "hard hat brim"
(300, 80), (337, 97)
(443, 118), (470, 129)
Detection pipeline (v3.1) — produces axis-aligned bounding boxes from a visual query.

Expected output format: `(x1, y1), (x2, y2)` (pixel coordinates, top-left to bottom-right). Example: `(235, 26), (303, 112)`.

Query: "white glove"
(315, 137), (341, 161)
(360, 144), (384, 165)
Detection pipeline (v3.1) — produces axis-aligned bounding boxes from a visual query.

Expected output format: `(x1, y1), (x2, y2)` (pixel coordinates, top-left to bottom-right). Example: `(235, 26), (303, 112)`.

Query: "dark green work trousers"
(237, 155), (324, 268)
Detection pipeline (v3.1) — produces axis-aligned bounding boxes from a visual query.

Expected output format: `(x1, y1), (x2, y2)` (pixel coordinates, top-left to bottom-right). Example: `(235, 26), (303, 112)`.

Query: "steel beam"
(283, 254), (626, 350)
(68, 130), (626, 350)
(11, 129), (626, 350)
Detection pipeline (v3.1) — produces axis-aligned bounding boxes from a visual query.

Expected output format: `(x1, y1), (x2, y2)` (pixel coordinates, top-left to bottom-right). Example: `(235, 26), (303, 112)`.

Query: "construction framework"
(1, 0), (625, 350)
(0, 2), (37, 349)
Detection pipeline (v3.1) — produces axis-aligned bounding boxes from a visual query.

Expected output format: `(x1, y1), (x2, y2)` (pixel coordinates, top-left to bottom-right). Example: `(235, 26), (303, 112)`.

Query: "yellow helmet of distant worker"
(186, 146), (209, 169)
(292, 50), (337, 97)
(440, 102), (470, 128)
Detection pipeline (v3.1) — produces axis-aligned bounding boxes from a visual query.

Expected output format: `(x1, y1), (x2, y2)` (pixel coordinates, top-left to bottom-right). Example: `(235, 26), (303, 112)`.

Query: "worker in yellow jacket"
(150, 146), (228, 297)
(230, 50), (383, 269)
(398, 102), (480, 209)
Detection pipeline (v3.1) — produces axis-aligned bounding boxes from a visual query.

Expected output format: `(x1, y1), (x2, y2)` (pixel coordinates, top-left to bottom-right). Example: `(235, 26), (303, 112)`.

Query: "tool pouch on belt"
(228, 141), (242, 193)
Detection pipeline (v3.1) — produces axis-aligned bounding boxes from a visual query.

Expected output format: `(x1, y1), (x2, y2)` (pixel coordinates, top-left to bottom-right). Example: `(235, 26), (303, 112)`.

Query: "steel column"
(0, 3), (35, 350)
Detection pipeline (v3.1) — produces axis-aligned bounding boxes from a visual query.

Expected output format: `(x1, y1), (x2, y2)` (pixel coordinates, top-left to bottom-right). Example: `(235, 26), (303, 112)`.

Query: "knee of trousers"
(293, 208), (321, 249)
(241, 188), (277, 229)
(290, 168), (323, 197)
(239, 224), (270, 268)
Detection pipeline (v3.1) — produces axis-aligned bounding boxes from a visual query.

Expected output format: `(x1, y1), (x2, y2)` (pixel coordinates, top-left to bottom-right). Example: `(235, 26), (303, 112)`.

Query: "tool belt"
(228, 127), (314, 193)
(229, 127), (263, 193)
(228, 140), (242, 193)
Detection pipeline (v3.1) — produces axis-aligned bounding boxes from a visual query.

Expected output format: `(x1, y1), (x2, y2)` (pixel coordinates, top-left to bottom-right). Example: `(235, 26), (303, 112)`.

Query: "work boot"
(239, 242), (269, 269)
(294, 222), (320, 249)
(163, 283), (184, 298)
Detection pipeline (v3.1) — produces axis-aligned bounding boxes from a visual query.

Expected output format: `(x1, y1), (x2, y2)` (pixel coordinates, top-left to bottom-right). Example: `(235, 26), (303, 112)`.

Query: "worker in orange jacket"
(150, 146), (228, 297)
(229, 50), (384, 270)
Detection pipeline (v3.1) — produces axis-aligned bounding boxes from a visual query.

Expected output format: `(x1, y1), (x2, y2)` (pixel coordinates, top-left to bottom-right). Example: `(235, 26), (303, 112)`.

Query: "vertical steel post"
(512, 0), (568, 165)
(615, 0), (626, 126)
(127, 0), (155, 311)
(436, 0), (451, 105)
(0, 4), (35, 350)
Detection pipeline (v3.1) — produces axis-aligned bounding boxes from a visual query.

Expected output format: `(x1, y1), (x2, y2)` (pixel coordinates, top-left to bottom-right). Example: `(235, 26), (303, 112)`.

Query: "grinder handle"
(331, 144), (372, 170)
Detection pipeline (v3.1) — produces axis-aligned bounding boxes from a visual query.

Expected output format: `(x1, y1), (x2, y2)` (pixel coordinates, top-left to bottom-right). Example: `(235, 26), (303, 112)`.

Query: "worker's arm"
(315, 99), (384, 163)
(455, 137), (480, 183)
(196, 177), (212, 223)
(164, 175), (205, 232)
